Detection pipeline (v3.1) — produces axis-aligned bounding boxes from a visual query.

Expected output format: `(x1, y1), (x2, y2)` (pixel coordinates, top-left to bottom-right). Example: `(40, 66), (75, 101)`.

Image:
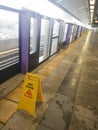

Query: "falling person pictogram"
(24, 90), (32, 98)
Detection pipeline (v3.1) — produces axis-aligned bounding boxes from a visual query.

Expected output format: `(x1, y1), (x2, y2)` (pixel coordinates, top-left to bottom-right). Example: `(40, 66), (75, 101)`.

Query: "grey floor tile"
(1, 111), (38, 130)
(41, 94), (73, 130)
(36, 124), (53, 130)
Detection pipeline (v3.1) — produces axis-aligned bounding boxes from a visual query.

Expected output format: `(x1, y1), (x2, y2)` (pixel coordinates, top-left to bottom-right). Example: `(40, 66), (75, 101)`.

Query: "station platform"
(0, 31), (98, 130)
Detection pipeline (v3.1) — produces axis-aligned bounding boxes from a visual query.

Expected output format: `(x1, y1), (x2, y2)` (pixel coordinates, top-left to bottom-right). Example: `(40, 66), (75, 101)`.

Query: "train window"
(39, 18), (51, 63)
(78, 27), (81, 37)
(73, 25), (78, 39)
(50, 20), (60, 56)
(59, 23), (66, 44)
(52, 21), (60, 37)
(50, 38), (58, 56)
(0, 9), (19, 70)
(30, 17), (38, 54)
(74, 25), (77, 38)
(63, 24), (68, 42)
(70, 25), (75, 43)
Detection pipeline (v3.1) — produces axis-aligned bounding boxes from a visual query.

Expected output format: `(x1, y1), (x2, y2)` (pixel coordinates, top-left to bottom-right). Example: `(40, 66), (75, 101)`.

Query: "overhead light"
(90, 5), (94, 9)
(90, 0), (95, 5)
(94, 20), (98, 23)
(90, 10), (94, 13)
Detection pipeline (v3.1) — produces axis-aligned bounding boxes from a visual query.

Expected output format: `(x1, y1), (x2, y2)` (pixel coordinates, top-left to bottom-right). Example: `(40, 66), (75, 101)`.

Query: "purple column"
(65, 23), (71, 45)
(20, 10), (29, 74)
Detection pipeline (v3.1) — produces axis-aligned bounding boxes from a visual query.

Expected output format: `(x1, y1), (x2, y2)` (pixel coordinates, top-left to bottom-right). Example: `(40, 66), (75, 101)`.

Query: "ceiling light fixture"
(94, 20), (98, 23)
(90, 0), (95, 5)
(90, 5), (94, 9)
(90, 10), (94, 13)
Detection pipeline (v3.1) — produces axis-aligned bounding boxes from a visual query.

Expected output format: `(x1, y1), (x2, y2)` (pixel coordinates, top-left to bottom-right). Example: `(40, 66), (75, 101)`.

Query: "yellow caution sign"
(18, 73), (43, 116)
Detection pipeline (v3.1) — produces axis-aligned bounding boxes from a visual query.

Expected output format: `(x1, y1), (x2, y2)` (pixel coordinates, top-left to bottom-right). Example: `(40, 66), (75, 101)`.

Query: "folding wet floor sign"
(18, 73), (43, 116)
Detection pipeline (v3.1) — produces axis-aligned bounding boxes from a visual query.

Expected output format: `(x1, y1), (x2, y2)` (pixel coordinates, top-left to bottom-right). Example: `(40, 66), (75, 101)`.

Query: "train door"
(63, 23), (68, 44)
(72, 25), (77, 40)
(74, 25), (78, 39)
(58, 22), (65, 50)
(50, 20), (60, 56)
(39, 17), (52, 63)
(69, 24), (75, 43)
(28, 13), (41, 71)
(0, 7), (20, 83)
(20, 10), (41, 73)
(78, 26), (81, 37)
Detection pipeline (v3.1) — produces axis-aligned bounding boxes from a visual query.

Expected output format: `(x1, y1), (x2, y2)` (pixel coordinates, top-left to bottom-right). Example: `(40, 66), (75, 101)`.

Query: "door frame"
(49, 19), (60, 56)
(28, 12), (41, 71)
(39, 15), (53, 63)
(20, 10), (41, 73)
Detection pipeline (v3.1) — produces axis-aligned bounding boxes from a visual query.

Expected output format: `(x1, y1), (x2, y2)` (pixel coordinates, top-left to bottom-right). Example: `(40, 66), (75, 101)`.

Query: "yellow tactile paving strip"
(48, 60), (60, 66)
(37, 69), (52, 76)
(0, 99), (17, 123)
(43, 65), (56, 71)
(0, 32), (88, 128)
(0, 123), (4, 128)
(6, 87), (22, 103)
(37, 74), (48, 82)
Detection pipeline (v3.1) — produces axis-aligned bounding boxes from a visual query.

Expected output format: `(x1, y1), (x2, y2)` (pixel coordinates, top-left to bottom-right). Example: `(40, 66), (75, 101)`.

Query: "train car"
(0, 6), (83, 84)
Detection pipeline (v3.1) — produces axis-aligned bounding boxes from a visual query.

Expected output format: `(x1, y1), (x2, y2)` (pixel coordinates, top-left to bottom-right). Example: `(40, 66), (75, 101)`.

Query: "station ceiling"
(49, 0), (98, 27)
(1, 0), (98, 28)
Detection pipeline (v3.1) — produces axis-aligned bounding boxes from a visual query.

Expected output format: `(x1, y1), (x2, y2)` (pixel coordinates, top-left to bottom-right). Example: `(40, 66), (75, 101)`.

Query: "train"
(0, 5), (85, 84)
